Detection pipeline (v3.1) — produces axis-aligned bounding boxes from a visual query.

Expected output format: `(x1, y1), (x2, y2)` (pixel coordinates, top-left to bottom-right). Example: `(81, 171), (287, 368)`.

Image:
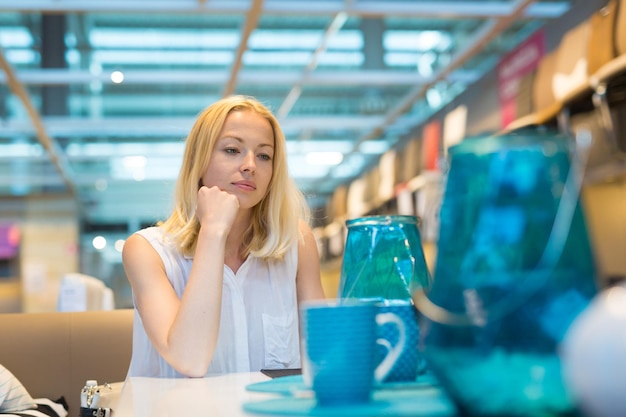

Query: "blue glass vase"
(413, 133), (598, 416)
(338, 215), (432, 301)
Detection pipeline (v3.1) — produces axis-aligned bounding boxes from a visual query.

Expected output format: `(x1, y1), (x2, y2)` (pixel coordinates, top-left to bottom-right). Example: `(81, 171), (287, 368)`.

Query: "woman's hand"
(196, 185), (240, 234)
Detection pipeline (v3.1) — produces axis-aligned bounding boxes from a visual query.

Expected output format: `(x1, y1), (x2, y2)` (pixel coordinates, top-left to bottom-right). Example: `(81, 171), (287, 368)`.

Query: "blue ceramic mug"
(301, 299), (406, 406)
(375, 299), (423, 383)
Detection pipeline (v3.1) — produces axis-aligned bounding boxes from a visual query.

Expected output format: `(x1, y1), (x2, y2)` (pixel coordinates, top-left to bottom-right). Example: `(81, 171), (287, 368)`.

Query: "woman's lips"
(233, 181), (256, 191)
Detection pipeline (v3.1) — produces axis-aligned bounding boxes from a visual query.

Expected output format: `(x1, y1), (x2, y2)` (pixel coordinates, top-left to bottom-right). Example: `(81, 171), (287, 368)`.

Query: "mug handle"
(373, 312), (406, 383)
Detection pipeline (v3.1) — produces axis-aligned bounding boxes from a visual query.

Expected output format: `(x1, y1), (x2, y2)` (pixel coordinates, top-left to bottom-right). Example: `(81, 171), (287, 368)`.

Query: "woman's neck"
(224, 210), (252, 262)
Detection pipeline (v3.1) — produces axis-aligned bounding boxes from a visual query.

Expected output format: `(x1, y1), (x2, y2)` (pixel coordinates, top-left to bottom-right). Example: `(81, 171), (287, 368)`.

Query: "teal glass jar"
(338, 215), (432, 301)
(413, 133), (598, 416)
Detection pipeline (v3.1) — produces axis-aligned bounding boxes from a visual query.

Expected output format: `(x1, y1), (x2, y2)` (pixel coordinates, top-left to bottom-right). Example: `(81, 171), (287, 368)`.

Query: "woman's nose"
(241, 152), (255, 172)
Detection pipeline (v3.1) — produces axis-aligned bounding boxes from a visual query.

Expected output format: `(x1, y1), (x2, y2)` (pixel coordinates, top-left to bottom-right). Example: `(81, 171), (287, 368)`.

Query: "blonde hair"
(161, 95), (309, 260)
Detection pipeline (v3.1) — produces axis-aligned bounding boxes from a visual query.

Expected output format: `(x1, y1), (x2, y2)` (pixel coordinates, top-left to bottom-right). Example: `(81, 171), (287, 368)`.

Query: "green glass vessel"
(338, 215), (432, 301)
(414, 133), (598, 417)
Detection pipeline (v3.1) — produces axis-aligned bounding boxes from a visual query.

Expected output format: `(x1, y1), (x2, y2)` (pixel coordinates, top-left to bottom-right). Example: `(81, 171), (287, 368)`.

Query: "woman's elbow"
(163, 333), (217, 377)
(181, 367), (209, 378)
(167, 348), (214, 377)
(174, 359), (211, 378)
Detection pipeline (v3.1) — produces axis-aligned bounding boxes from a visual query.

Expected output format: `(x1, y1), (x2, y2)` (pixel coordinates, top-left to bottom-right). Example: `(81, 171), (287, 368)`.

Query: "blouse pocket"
(262, 313), (300, 369)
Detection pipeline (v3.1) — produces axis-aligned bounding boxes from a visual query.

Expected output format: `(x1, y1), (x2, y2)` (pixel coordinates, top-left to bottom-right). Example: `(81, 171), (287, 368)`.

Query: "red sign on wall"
(497, 29), (545, 128)
(422, 119), (441, 171)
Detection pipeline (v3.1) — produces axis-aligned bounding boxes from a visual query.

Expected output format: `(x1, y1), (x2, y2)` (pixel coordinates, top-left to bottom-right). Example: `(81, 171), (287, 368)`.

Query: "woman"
(122, 95), (326, 378)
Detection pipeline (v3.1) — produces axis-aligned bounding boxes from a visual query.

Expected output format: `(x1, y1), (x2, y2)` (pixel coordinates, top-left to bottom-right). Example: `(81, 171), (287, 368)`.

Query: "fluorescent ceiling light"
(92, 236), (107, 250)
(243, 51), (363, 67)
(110, 70), (125, 83)
(249, 30), (362, 50)
(384, 30), (452, 52)
(62, 141), (388, 162)
(91, 50), (363, 66)
(417, 52), (437, 77)
(286, 140), (389, 155)
(92, 50), (233, 65)
(359, 141), (390, 154)
(426, 88), (443, 108)
(384, 52), (421, 67)
(5, 50), (37, 65)
(89, 28), (362, 51)
(287, 140), (352, 154)
(0, 143), (44, 158)
(114, 239), (125, 252)
(384, 51), (439, 72)
(288, 155), (330, 179)
(90, 28), (239, 49)
(0, 27), (33, 47)
(305, 151), (343, 166)
(111, 156), (181, 180)
(66, 142), (185, 158)
(122, 155), (146, 169)
(66, 49), (81, 66)
(332, 153), (367, 179)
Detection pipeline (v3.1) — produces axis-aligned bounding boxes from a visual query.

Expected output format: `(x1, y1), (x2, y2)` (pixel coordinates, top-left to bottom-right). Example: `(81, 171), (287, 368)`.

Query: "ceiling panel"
(0, 0), (572, 227)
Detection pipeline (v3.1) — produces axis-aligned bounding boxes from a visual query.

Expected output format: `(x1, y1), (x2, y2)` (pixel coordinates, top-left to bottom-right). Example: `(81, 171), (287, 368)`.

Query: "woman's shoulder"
(296, 221), (317, 251)
(297, 219), (314, 236)
(133, 226), (178, 253)
(129, 226), (188, 266)
(135, 225), (163, 240)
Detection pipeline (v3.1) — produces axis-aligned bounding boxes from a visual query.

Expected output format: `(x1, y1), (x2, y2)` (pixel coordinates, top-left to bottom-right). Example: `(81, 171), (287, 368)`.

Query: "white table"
(114, 372), (277, 417)
(113, 371), (457, 417)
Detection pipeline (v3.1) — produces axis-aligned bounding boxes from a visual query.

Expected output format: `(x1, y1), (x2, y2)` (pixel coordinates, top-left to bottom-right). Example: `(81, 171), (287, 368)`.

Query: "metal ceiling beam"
(223, 0), (263, 96)
(0, 1), (569, 19)
(0, 68), (479, 86)
(277, 11), (348, 119)
(0, 47), (77, 196)
(300, 0), (541, 194)
(351, 0), (540, 152)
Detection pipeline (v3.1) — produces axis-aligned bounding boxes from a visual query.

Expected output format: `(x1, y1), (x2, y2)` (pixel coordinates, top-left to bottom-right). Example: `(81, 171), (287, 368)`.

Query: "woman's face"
(201, 109), (275, 210)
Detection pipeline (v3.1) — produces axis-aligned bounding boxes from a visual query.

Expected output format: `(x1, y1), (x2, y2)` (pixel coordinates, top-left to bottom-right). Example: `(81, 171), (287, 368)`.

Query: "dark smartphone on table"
(260, 368), (302, 378)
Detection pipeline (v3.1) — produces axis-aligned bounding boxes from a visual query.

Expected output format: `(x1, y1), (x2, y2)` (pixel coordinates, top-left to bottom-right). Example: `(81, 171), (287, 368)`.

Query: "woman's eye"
(258, 153), (272, 161)
(225, 147), (238, 154)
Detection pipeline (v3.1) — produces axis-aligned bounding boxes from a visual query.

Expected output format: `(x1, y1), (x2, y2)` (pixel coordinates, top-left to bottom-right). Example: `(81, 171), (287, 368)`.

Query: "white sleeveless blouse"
(126, 226), (301, 378)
